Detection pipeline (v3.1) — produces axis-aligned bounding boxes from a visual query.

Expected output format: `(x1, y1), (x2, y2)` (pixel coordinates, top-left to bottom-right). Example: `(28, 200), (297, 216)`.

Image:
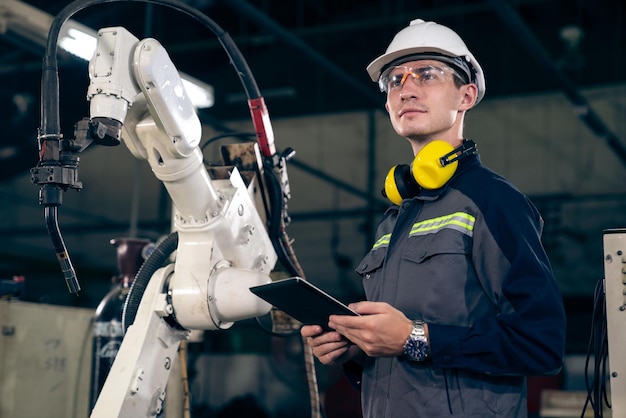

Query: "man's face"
(382, 59), (474, 141)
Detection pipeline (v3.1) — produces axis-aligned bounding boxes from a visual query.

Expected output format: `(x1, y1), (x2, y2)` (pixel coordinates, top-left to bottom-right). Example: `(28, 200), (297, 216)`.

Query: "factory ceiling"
(0, 0), (624, 182)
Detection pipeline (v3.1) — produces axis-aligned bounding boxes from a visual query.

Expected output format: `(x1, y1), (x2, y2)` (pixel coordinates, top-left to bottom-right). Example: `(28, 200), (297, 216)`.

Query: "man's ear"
(459, 83), (478, 110)
(385, 101), (390, 113)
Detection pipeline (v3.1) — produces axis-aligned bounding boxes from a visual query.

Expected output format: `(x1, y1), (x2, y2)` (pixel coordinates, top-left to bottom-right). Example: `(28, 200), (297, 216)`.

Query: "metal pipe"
(365, 110), (378, 247)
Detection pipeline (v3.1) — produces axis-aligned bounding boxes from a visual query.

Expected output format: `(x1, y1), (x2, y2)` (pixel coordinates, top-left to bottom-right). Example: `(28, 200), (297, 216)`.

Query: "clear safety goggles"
(378, 64), (458, 93)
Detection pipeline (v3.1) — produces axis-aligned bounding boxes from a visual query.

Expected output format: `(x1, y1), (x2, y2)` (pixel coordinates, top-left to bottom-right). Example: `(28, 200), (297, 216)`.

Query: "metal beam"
(219, 0), (383, 107)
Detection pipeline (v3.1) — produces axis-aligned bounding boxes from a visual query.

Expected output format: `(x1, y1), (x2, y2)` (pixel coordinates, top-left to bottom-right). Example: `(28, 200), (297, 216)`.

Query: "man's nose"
(400, 72), (420, 88)
(399, 74), (420, 98)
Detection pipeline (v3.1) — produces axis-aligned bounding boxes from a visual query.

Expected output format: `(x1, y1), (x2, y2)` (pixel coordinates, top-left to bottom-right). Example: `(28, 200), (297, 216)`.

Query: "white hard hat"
(367, 19), (486, 104)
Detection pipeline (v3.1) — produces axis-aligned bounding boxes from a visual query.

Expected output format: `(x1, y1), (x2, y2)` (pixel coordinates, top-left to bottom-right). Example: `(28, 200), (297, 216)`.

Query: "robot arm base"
(90, 265), (188, 418)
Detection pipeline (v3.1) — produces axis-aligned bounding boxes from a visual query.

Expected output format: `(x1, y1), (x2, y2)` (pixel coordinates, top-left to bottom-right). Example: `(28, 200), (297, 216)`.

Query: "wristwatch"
(403, 319), (429, 361)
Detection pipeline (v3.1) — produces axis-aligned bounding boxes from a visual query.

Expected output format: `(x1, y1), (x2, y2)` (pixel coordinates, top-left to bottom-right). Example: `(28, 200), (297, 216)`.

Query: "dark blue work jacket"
(355, 153), (566, 418)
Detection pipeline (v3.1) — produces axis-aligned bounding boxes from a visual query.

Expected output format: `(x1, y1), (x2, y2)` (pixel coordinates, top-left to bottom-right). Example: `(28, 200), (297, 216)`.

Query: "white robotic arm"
(88, 27), (278, 418)
(87, 26), (201, 157)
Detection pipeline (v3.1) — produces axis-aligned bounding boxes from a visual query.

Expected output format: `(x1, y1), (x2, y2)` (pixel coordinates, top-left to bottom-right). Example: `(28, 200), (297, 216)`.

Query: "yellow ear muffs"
(411, 140), (458, 190)
(382, 139), (477, 205)
(383, 164), (421, 206)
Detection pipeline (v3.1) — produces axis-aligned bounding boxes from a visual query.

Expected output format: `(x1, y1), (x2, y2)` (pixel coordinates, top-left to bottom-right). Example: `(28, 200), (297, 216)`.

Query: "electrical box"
(0, 300), (94, 418)
(604, 228), (626, 418)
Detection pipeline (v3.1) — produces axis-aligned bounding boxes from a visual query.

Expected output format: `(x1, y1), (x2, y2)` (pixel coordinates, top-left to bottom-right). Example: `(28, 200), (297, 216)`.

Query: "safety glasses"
(378, 64), (458, 93)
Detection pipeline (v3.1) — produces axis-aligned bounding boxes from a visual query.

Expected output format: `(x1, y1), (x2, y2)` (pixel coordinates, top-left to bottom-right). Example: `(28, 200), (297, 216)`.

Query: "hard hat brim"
(367, 46), (460, 82)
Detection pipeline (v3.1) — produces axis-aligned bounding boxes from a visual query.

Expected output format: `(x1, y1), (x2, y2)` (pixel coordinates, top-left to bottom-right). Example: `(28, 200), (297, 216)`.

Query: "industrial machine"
(599, 229), (626, 418)
(30, 1), (319, 417)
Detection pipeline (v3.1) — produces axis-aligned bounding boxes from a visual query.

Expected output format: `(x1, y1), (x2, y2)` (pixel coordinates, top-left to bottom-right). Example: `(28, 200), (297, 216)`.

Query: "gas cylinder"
(90, 237), (152, 409)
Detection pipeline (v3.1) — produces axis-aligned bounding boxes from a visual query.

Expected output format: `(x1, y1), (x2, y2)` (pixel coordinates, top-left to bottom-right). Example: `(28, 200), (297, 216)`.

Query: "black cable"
(581, 277), (611, 418)
(263, 158), (300, 278)
(38, 0), (270, 295)
(199, 132), (301, 287)
(41, 0), (306, 341)
(254, 314), (300, 338)
(42, 0), (263, 140)
(44, 205), (80, 293)
(38, 0), (270, 292)
(122, 231), (178, 333)
(44, 0), (301, 309)
(200, 132), (256, 151)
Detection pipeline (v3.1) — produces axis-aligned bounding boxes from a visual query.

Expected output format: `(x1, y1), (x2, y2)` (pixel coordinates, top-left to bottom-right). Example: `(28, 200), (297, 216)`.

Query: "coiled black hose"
(122, 231), (179, 333)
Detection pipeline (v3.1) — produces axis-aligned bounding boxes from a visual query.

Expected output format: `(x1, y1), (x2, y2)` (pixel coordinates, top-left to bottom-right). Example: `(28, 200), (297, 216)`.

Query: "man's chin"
(400, 130), (430, 141)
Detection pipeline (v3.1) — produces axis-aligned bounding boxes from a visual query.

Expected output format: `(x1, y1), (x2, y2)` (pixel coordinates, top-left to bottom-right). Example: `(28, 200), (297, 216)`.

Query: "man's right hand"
(301, 324), (362, 366)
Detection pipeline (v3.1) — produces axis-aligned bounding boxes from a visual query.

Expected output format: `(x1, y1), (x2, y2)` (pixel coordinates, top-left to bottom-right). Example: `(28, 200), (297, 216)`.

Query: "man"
(301, 19), (566, 417)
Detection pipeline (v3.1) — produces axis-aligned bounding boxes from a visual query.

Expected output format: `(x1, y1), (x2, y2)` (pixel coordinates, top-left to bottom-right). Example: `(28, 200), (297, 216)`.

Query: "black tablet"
(249, 277), (359, 330)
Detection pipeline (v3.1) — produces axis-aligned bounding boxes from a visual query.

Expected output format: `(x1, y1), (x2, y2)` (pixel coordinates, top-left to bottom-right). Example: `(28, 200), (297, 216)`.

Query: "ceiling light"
(59, 26), (97, 61)
(1, 0), (214, 109)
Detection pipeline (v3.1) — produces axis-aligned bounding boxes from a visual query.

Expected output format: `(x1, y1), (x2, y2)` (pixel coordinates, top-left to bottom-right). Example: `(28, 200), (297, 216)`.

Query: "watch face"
(405, 337), (429, 361)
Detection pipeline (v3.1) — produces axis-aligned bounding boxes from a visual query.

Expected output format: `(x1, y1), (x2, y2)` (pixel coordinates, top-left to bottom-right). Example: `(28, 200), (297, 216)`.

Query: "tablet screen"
(249, 277), (359, 330)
